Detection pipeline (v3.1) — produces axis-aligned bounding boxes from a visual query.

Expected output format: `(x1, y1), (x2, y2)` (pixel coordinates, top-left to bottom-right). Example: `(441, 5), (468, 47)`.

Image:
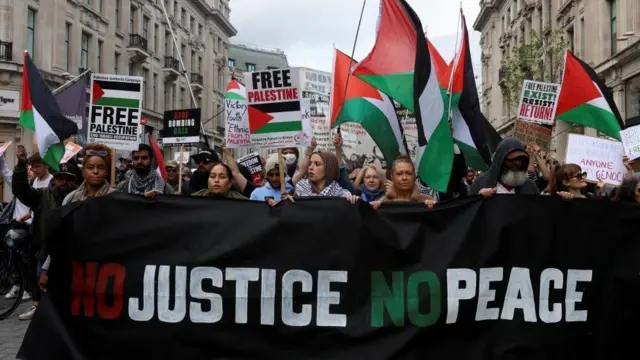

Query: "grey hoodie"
(469, 137), (540, 195)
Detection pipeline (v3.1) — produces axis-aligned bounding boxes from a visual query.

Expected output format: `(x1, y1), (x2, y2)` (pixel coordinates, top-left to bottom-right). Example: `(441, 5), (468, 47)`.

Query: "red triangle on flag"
(556, 51), (602, 115)
(92, 81), (105, 103)
(248, 106), (274, 133)
(227, 79), (241, 91)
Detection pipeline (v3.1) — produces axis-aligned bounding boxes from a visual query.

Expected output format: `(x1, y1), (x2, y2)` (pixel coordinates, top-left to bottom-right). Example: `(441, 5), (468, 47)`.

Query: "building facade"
(474, 0), (640, 160)
(0, 0), (236, 199)
(227, 43), (289, 158)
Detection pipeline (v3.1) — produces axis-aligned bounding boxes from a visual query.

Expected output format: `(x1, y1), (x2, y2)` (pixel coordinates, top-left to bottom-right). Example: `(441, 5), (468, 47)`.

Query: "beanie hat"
(265, 153), (279, 174)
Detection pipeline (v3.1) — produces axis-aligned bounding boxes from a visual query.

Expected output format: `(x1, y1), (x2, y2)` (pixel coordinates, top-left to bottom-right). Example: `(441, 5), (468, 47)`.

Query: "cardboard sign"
(88, 73), (143, 151)
(513, 120), (552, 151)
(174, 151), (190, 164)
(162, 108), (201, 145)
(517, 80), (560, 126)
(300, 98), (312, 146)
(619, 125), (640, 160)
(61, 142), (82, 164)
(224, 79), (250, 148)
(565, 134), (625, 186)
(244, 68), (303, 149)
(0, 141), (12, 158)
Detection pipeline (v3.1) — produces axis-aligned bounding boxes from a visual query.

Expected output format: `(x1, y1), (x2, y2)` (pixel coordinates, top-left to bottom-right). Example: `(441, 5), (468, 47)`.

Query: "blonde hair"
(354, 165), (385, 190)
(384, 156), (425, 202)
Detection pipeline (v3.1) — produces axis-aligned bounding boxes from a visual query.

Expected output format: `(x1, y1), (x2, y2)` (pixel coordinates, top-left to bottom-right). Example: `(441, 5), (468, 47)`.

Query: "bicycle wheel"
(0, 252), (25, 320)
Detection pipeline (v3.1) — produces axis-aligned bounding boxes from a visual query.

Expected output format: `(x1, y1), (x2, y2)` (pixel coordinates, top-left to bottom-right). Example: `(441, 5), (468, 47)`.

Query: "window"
(198, 57), (202, 74)
(64, 23), (71, 71)
(143, 16), (149, 39)
(228, 58), (235, 68)
(191, 50), (196, 71)
(26, 8), (35, 57)
(97, 40), (103, 73)
(180, 87), (185, 107)
(267, 66), (278, 70)
(154, 24), (159, 52)
(116, 0), (121, 29)
(114, 53), (120, 74)
(610, 0), (617, 55)
(81, 32), (90, 70)
(98, 0), (103, 12)
(143, 68), (149, 108)
(173, 1), (178, 19)
(198, 24), (203, 38)
(626, 75), (640, 120)
(181, 8), (186, 24)
(567, 27), (574, 53)
(165, 30), (172, 56)
(246, 63), (256, 72)
(181, 44), (186, 61)
(129, 61), (134, 76)
(130, 6), (136, 33)
(153, 74), (158, 111)
(190, 17), (195, 34)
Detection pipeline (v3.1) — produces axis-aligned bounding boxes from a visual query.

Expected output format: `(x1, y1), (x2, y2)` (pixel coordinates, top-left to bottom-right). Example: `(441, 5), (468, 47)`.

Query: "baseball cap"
(54, 161), (80, 179)
(165, 160), (179, 168)
(191, 149), (219, 163)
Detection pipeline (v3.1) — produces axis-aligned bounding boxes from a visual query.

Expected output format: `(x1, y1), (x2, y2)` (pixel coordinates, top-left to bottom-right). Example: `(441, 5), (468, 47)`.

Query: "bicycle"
(0, 223), (29, 320)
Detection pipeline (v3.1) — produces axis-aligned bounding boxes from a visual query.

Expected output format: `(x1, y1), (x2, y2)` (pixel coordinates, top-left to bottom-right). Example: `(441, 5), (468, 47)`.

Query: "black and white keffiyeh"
(122, 170), (166, 195)
(295, 178), (350, 198)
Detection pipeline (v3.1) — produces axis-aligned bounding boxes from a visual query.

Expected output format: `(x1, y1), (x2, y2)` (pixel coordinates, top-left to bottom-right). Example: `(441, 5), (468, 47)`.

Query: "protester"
(526, 143), (552, 191)
(614, 174), (640, 204)
(545, 163), (606, 200)
(187, 149), (219, 195)
(116, 157), (132, 184)
(250, 153), (294, 205)
(39, 144), (116, 292)
(353, 165), (385, 202)
(371, 155), (436, 209)
(116, 144), (173, 197)
(1, 148), (53, 302)
(165, 160), (182, 193)
(281, 147), (299, 179)
(462, 168), (476, 193)
(470, 138), (539, 197)
(192, 163), (247, 199)
(295, 151), (359, 203)
(11, 146), (79, 320)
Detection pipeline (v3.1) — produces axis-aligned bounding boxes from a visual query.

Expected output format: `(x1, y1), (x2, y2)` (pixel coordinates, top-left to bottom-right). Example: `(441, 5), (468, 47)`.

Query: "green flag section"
(556, 51), (624, 140)
(20, 52), (78, 171)
(330, 49), (407, 164)
(225, 79), (246, 101)
(448, 11), (496, 171)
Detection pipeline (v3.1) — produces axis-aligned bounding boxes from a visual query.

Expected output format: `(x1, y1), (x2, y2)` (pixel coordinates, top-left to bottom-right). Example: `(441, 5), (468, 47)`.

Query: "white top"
(0, 157), (52, 223)
(496, 182), (516, 195)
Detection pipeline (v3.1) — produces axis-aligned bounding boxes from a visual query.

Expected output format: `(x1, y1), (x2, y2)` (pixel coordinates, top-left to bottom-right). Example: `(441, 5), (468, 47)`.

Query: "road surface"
(0, 303), (30, 359)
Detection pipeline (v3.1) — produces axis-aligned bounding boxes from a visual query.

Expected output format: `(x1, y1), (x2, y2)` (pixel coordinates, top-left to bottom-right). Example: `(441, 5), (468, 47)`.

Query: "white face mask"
(283, 153), (297, 166)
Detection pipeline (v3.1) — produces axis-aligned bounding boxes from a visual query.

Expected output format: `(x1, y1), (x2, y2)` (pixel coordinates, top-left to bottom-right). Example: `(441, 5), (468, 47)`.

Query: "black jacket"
(469, 138), (539, 195)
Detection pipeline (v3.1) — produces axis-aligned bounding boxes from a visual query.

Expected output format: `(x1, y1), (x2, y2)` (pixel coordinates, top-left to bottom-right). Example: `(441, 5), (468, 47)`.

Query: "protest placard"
(565, 134), (625, 185)
(513, 120), (552, 151)
(244, 68), (303, 149)
(60, 142), (82, 164)
(0, 141), (11, 158)
(162, 108), (201, 145)
(517, 80), (560, 125)
(174, 151), (190, 164)
(224, 80), (250, 148)
(619, 125), (640, 160)
(88, 73), (143, 151)
(237, 152), (263, 184)
(300, 98), (312, 146)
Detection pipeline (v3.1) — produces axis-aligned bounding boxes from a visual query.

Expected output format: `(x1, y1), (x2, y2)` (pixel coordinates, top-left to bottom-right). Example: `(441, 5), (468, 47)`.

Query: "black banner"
(162, 108), (201, 145)
(19, 194), (640, 359)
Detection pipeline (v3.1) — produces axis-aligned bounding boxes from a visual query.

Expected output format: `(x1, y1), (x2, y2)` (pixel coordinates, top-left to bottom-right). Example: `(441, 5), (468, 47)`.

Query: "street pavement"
(0, 303), (30, 359)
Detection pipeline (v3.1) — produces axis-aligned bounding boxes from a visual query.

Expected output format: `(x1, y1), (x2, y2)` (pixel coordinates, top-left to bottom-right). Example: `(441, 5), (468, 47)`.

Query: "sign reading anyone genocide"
(517, 80), (560, 126)
(19, 195), (640, 359)
(565, 133), (626, 185)
(162, 108), (201, 145)
(88, 74), (143, 151)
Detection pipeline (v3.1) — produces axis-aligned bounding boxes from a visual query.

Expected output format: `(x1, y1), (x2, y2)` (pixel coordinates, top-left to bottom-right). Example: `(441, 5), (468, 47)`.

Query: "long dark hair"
(615, 174), (640, 203)
(547, 164), (582, 194)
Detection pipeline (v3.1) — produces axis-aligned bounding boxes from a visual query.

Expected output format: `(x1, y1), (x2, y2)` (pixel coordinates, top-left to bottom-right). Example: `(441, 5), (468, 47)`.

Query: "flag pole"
(446, 9), (463, 135)
(52, 68), (92, 95)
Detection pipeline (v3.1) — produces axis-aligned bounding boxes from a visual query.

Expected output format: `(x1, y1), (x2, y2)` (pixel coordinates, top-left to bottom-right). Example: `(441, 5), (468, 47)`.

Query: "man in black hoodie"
(185, 149), (219, 195)
(469, 138), (539, 197)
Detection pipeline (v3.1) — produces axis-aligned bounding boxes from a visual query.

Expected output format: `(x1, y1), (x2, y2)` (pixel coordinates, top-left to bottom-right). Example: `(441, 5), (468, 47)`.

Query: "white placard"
(619, 126), (640, 160)
(565, 134), (625, 186)
(517, 80), (560, 126)
(300, 98), (312, 146)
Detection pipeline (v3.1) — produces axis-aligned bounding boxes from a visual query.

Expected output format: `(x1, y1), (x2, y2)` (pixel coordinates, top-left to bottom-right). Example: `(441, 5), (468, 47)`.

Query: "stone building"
(474, 0), (640, 159)
(0, 0), (236, 200)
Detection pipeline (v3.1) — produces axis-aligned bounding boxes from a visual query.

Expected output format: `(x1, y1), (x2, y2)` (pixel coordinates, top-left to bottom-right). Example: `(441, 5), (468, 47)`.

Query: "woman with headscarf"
(371, 156), (437, 209)
(40, 144), (116, 293)
(192, 163), (247, 199)
(295, 151), (359, 204)
(353, 165), (385, 203)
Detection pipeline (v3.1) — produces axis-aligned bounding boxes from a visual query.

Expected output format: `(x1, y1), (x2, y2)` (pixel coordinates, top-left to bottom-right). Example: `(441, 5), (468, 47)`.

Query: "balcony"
(0, 41), (12, 61)
(126, 34), (149, 62)
(190, 73), (204, 91)
(162, 56), (181, 80)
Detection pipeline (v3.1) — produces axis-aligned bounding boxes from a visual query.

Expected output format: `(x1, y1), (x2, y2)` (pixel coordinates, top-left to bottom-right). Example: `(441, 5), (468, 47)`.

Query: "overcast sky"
(229, 0), (482, 75)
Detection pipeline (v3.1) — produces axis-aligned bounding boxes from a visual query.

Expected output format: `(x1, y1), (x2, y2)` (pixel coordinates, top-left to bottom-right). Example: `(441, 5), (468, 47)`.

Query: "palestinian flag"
(556, 51), (624, 140)
(225, 79), (246, 101)
(330, 48), (407, 164)
(427, 40), (451, 89)
(353, 0), (452, 192)
(448, 11), (497, 171)
(149, 135), (167, 180)
(20, 51), (78, 171)
(91, 79), (141, 109)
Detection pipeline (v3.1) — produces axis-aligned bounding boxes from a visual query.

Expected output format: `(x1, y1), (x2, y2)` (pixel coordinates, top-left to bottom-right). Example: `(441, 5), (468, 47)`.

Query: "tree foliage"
(499, 28), (568, 118)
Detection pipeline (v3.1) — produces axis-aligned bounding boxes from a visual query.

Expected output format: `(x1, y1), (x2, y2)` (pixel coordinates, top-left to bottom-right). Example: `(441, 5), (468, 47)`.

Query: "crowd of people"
(2, 133), (639, 321)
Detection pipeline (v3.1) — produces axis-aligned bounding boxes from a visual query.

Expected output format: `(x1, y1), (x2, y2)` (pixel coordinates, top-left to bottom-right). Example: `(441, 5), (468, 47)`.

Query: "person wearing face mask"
(470, 138), (540, 198)
(281, 147), (299, 179)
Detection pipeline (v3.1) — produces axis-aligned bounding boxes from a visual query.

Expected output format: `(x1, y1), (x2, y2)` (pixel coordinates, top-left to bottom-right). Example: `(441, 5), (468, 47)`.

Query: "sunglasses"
(194, 158), (212, 165)
(571, 172), (588, 180)
(165, 167), (178, 173)
(86, 149), (109, 157)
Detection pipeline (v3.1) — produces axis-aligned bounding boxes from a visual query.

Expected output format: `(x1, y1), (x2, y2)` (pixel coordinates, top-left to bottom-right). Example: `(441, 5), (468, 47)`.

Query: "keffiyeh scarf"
(65, 181), (114, 204)
(295, 179), (348, 197)
(124, 170), (166, 195)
